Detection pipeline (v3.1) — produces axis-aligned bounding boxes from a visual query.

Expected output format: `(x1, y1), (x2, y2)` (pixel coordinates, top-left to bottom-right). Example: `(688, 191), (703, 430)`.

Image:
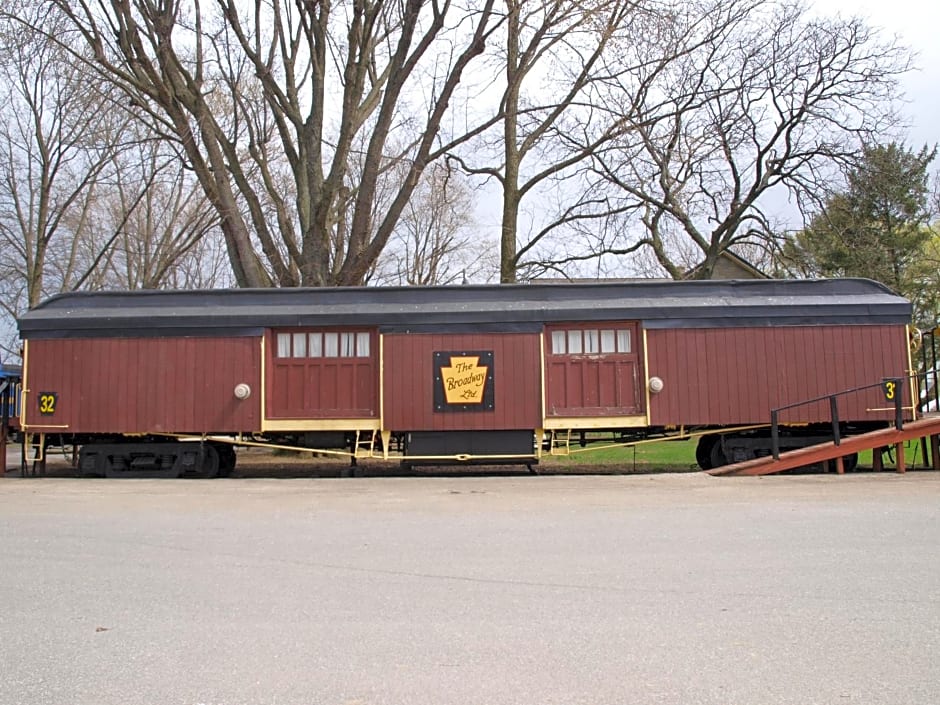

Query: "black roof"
(17, 278), (911, 338)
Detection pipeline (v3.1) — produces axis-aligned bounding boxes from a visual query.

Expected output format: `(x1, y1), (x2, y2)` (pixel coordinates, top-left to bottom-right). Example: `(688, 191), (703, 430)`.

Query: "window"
(277, 333), (291, 358)
(617, 330), (632, 353)
(309, 333), (323, 357)
(324, 332), (339, 357)
(293, 333), (307, 357)
(567, 330), (582, 354)
(273, 330), (372, 358)
(356, 332), (370, 357)
(584, 330), (599, 353)
(549, 326), (634, 355)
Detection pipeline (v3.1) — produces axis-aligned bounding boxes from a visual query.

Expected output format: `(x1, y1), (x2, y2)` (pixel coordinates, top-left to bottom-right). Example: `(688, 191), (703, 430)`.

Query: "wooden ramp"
(709, 416), (940, 476)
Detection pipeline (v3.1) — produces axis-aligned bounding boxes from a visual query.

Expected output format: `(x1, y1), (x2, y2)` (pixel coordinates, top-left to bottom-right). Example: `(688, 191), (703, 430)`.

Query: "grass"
(539, 436), (935, 472)
(255, 431), (935, 473)
(855, 441), (934, 470)
(540, 435), (699, 471)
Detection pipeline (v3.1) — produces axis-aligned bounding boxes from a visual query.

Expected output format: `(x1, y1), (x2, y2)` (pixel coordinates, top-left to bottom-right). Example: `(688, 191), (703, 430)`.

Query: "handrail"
(768, 328), (940, 460)
(920, 328), (940, 412)
(770, 377), (906, 460)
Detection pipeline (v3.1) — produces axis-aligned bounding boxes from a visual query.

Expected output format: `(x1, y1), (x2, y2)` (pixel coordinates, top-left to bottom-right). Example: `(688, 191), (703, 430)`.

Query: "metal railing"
(919, 328), (940, 413)
(770, 377), (905, 460)
(767, 326), (940, 462)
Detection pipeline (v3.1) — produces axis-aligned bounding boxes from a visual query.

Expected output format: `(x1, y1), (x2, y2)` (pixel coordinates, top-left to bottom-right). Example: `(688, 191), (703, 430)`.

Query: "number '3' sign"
(881, 379), (898, 402)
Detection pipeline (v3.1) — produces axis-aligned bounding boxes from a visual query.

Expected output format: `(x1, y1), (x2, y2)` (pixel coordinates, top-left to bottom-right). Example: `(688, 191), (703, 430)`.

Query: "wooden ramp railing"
(709, 416), (940, 476)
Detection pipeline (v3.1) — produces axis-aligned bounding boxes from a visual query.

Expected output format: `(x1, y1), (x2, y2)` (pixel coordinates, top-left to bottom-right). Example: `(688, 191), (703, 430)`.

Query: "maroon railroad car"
(14, 278), (913, 476)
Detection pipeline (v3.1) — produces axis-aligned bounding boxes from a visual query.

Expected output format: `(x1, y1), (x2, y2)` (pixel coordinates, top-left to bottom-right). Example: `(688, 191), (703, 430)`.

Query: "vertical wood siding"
(646, 325), (911, 425)
(25, 337), (261, 433)
(383, 333), (541, 431)
(545, 358), (641, 415)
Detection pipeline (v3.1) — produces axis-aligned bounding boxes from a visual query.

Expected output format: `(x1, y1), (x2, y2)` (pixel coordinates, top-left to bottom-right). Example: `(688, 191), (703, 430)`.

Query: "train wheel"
(175, 444), (219, 478)
(709, 439), (728, 468)
(695, 436), (718, 470)
(77, 448), (106, 477)
(214, 444), (237, 477)
(101, 444), (183, 478)
(192, 445), (220, 478)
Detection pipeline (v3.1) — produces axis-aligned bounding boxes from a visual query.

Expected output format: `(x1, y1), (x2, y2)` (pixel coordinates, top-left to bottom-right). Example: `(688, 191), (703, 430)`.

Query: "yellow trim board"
(539, 333), (546, 422)
(642, 328), (651, 425)
(261, 418), (381, 432)
(543, 415), (648, 430)
(906, 324), (918, 422)
(379, 334), (385, 429)
(259, 335), (267, 421)
(19, 339), (28, 429)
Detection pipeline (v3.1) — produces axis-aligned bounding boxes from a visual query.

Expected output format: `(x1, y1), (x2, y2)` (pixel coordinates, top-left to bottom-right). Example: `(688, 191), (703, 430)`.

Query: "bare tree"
(0, 6), (237, 359)
(585, 0), (911, 279)
(369, 161), (496, 285)
(42, 0), (502, 288)
(0, 2), (133, 332)
(447, 0), (652, 282)
(95, 137), (230, 290)
(448, 0), (753, 282)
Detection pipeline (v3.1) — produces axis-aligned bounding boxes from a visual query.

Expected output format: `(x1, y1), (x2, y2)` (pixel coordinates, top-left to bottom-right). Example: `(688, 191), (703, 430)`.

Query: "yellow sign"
(38, 392), (58, 415)
(440, 356), (489, 404)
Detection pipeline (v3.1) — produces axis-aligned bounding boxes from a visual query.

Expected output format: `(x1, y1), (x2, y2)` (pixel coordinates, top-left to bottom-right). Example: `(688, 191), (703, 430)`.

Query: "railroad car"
(13, 278), (914, 476)
(1, 362), (21, 436)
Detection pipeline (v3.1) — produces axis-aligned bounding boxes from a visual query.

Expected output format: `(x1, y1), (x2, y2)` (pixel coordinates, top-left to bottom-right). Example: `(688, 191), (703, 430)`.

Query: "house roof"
(684, 250), (770, 279)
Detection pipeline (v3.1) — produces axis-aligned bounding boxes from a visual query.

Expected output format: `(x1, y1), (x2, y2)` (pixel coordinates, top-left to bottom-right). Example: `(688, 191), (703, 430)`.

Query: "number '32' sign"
(38, 392), (58, 415)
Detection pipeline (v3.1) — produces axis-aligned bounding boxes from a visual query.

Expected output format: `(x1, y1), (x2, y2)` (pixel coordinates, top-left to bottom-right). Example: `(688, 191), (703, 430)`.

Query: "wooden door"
(544, 323), (642, 417)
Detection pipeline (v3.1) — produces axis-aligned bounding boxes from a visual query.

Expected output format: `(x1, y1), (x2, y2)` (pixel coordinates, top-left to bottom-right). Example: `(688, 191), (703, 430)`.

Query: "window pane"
(292, 332), (306, 357)
(340, 332), (355, 357)
(617, 329), (632, 353)
(277, 333), (291, 358)
(584, 330), (599, 353)
(601, 330), (615, 353)
(567, 330), (582, 354)
(356, 332), (370, 357)
(308, 333), (322, 357)
(324, 332), (338, 357)
(551, 331), (566, 354)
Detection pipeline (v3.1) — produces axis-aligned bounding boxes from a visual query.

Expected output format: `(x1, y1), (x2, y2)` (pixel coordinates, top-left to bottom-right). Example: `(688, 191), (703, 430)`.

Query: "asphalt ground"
(0, 459), (938, 705)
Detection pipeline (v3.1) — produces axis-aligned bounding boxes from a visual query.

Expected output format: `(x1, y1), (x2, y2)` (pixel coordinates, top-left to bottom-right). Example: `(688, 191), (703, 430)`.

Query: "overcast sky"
(816, 0), (940, 148)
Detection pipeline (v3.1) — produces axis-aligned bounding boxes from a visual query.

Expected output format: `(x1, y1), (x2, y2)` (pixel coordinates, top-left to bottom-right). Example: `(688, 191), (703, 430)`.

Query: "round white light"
(648, 376), (664, 393)
(234, 383), (251, 400)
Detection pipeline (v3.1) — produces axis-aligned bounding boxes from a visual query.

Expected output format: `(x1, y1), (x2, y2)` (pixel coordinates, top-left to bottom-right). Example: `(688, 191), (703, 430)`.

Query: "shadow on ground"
(5, 447), (698, 479)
